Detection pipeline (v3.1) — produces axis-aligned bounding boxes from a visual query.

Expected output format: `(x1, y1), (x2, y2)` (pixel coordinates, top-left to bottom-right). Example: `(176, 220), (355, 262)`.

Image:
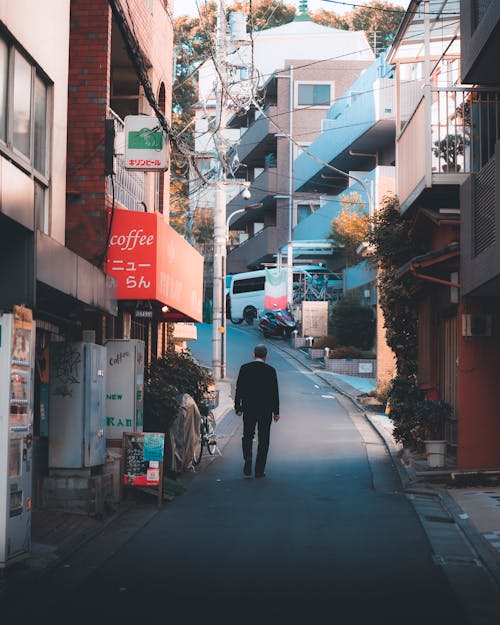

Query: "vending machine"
(48, 342), (107, 469)
(105, 339), (144, 442)
(0, 306), (35, 568)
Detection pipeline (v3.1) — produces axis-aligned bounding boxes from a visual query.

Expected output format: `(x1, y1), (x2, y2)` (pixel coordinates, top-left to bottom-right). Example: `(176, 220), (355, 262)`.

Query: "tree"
(230, 0), (295, 30)
(347, 1), (404, 53)
(367, 195), (425, 448)
(327, 191), (369, 265)
(312, 8), (348, 29)
(312, 1), (405, 55)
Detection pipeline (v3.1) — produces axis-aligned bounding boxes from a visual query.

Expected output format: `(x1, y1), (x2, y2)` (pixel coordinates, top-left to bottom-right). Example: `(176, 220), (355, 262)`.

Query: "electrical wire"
(320, 0), (460, 17)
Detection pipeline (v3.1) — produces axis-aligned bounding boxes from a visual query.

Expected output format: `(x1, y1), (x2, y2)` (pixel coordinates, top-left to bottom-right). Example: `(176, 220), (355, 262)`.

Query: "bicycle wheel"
(193, 424), (203, 466)
(205, 411), (217, 455)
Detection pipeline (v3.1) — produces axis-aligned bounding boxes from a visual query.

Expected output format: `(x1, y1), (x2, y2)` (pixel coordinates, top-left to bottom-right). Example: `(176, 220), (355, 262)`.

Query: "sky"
(173, 0), (411, 18)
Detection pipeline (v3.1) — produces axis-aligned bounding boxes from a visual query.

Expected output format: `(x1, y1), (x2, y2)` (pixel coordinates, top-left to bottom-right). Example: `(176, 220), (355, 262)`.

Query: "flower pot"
(424, 440), (446, 468)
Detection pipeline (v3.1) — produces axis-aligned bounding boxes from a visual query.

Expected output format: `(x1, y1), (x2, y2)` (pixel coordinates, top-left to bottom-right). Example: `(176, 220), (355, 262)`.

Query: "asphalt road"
(4, 324), (471, 624)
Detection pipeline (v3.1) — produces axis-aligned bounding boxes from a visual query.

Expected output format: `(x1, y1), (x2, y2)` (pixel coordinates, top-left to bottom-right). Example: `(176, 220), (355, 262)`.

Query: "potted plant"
(414, 399), (453, 467)
(432, 134), (466, 172)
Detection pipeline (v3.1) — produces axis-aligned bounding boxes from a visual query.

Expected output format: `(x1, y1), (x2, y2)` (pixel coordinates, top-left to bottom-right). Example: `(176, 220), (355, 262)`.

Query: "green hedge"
(330, 298), (375, 350)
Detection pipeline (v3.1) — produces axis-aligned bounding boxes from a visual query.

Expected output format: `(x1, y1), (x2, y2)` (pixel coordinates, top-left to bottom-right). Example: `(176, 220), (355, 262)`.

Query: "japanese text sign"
(124, 115), (168, 171)
(106, 208), (203, 322)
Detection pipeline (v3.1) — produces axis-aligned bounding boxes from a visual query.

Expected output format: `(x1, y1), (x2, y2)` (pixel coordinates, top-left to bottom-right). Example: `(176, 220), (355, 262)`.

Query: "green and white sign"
(124, 115), (168, 171)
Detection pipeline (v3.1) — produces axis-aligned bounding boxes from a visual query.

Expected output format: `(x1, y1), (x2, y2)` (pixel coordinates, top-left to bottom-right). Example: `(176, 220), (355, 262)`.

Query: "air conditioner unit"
(462, 314), (492, 337)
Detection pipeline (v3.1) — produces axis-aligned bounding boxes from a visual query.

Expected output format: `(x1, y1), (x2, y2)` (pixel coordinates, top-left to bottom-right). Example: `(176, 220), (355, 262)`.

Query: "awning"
(395, 241), (460, 287)
(387, 0), (461, 64)
(105, 208), (203, 322)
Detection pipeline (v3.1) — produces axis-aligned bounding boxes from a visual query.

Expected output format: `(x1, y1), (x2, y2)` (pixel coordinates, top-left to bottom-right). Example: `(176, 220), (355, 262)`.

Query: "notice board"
(122, 432), (165, 508)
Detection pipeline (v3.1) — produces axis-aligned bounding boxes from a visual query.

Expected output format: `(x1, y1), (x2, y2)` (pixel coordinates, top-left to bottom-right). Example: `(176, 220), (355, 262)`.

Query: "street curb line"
(437, 488), (500, 589)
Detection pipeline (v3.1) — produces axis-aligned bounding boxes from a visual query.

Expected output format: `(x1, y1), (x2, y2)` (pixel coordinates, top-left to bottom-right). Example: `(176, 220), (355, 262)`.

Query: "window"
(297, 83), (331, 107)
(13, 51), (31, 157)
(0, 40), (7, 141)
(296, 202), (319, 224)
(232, 276), (265, 294)
(34, 75), (48, 174)
(0, 36), (50, 177)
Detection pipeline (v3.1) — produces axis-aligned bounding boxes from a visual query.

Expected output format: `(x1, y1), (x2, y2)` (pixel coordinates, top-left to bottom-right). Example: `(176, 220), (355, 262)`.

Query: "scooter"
(258, 306), (297, 339)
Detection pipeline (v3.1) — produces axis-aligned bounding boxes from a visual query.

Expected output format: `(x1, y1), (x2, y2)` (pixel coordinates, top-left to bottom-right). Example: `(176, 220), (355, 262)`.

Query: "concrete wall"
(0, 0), (70, 244)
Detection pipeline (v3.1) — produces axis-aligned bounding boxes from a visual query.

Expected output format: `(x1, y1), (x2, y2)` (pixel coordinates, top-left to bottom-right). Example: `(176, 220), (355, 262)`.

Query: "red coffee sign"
(106, 208), (203, 322)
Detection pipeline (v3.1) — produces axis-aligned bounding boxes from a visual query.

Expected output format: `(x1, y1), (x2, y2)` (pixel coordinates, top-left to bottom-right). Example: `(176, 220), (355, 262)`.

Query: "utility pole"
(211, 3), (250, 380)
(212, 0), (228, 381)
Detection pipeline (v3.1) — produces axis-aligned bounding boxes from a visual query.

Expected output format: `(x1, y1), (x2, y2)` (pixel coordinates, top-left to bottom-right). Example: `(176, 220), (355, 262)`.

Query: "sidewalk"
(0, 390), (236, 595)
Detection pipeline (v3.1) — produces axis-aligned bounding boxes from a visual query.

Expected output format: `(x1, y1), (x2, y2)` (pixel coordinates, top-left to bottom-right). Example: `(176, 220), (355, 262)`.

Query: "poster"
(122, 432), (164, 488)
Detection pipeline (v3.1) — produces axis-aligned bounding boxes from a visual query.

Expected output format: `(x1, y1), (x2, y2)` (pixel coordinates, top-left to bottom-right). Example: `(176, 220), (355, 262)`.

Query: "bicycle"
(193, 390), (218, 466)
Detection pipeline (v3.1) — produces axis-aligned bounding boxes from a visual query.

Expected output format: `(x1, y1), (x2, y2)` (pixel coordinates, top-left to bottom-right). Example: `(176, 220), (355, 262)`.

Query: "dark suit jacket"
(235, 360), (279, 417)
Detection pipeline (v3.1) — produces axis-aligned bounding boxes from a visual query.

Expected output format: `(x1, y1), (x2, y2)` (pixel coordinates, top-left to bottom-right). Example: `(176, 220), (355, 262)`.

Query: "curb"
(437, 488), (500, 588)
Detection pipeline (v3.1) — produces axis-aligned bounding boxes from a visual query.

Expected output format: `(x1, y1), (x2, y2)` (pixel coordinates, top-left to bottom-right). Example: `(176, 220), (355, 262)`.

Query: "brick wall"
(66, 0), (112, 264)
(66, 0), (174, 266)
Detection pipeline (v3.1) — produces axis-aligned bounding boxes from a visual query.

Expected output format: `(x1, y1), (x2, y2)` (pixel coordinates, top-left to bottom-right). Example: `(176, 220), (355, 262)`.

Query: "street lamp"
(216, 185), (254, 380)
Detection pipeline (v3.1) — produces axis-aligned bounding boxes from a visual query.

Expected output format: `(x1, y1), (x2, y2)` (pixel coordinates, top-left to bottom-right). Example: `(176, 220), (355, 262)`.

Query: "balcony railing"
(107, 108), (145, 211)
(234, 106), (277, 166)
(397, 87), (500, 208)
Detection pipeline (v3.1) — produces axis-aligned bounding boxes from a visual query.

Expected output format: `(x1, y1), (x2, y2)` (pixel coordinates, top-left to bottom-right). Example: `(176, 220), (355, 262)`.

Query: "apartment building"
(293, 53), (397, 392)
(192, 13), (374, 278)
(388, 0), (500, 468)
(457, 0), (500, 468)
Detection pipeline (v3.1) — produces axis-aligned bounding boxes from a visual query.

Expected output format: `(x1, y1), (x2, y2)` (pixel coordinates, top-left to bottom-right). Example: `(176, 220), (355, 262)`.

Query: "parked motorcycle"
(258, 306), (297, 339)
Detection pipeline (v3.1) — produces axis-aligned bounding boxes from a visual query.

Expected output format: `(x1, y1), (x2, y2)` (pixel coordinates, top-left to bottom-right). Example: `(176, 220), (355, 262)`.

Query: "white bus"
(228, 269), (266, 325)
(228, 265), (342, 324)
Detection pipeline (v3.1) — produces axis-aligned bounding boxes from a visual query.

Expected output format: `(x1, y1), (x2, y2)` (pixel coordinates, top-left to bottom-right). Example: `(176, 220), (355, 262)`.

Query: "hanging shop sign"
(124, 115), (168, 171)
(106, 208), (203, 322)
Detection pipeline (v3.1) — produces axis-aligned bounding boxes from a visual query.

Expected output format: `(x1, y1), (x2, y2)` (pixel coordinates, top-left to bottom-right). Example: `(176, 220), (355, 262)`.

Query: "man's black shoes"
(255, 472), (266, 478)
(243, 460), (252, 477)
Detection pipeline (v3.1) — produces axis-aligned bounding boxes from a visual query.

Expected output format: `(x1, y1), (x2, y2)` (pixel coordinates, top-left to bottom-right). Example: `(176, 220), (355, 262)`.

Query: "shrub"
(143, 350), (213, 433)
(330, 297), (375, 350)
(311, 335), (337, 349)
(328, 345), (363, 359)
(386, 376), (424, 449)
(414, 399), (453, 441)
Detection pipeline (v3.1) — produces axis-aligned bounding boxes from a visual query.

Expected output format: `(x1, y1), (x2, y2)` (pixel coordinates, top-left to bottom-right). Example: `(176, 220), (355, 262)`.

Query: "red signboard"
(106, 208), (203, 322)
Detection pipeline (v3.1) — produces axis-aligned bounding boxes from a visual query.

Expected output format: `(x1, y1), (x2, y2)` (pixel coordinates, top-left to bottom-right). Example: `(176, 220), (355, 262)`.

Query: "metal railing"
(107, 108), (145, 211)
(398, 87), (500, 205)
(430, 88), (500, 174)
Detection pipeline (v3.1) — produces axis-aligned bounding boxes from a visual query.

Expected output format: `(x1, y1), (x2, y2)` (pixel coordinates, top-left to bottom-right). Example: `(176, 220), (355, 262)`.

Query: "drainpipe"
(287, 64), (294, 307)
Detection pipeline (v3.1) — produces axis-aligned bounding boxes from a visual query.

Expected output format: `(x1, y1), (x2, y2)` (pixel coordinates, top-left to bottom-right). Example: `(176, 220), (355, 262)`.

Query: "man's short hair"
(254, 344), (268, 359)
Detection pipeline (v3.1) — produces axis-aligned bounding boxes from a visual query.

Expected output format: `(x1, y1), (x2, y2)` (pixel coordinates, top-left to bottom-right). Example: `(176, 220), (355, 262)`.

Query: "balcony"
(294, 76), (395, 194)
(226, 226), (278, 273)
(107, 109), (145, 211)
(233, 106), (278, 167)
(397, 87), (500, 211)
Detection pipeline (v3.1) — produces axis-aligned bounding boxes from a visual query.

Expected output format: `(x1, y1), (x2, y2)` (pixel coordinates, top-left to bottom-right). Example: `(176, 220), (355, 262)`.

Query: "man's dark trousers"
(242, 412), (272, 475)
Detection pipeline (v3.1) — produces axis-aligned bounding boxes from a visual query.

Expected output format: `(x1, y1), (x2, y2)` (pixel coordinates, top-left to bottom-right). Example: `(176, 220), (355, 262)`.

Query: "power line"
(320, 0), (460, 17)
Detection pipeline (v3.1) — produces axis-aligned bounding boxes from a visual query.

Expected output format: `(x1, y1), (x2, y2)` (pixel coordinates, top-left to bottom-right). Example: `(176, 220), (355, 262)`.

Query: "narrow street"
(1, 325), (480, 624)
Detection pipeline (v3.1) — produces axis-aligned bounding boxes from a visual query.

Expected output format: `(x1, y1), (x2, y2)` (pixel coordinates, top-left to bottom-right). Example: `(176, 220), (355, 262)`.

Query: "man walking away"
(235, 344), (280, 478)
